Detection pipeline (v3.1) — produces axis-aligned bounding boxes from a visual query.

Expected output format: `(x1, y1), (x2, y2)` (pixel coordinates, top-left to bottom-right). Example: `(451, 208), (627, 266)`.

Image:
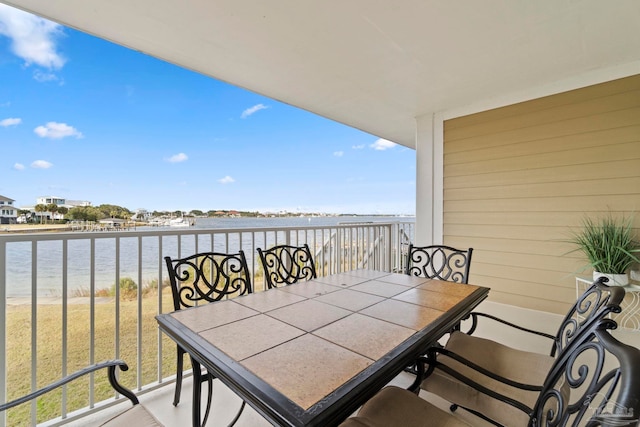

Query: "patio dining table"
(156, 270), (489, 427)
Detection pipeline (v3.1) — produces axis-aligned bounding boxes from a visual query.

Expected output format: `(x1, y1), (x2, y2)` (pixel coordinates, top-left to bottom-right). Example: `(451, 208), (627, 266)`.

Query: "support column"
(415, 112), (444, 245)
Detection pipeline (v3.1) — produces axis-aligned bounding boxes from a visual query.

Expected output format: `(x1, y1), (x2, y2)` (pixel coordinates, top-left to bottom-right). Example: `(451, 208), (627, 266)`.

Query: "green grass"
(5, 287), (177, 426)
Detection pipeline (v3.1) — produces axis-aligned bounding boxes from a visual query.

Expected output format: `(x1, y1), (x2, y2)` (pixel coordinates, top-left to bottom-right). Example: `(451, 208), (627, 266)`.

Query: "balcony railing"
(0, 220), (413, 426)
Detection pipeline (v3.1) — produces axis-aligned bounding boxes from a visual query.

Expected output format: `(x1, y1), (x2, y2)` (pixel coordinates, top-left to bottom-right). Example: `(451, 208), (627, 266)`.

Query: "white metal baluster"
(328, 228), (333, 273)
(30, 240), (37, 425)
(375, 225), (380, 270)
(376, 226), (382, 270)
(347, 226), (351, 271)
(0, 240), (5, 427)
(385, 225), (392, 271)
(61, 239), (68, 417)
(364, 227), (369, 269)
(392, 223), (398, 271)
(346, 227), (350, 272)
(114, 237), (120, 368)
(137, 236), (143, 390)
(89, 238), (96, 407)
(157, 235), (163, 383)
(356, 227), (361, 269)
(250, 231), (256, 288)
(335, 227), (340, 273)
(360, 227), (364, 269)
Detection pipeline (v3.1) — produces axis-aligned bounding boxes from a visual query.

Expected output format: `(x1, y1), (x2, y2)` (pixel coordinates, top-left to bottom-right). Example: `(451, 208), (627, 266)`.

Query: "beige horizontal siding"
(445, 159), (640, 188)
(447, 139), (640, 177)
(443, 74), (640, 314)
(446, 90), (640, 143)
(448, 125), (640, 165)
(446, 76), (640, 131)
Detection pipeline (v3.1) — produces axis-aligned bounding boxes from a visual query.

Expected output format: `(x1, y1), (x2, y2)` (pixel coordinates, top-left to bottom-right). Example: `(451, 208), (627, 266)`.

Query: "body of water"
(4, 216), (414, 298)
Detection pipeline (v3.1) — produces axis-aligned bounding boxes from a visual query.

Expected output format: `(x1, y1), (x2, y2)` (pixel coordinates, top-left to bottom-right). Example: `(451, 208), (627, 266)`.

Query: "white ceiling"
(3, 0), (640, 148)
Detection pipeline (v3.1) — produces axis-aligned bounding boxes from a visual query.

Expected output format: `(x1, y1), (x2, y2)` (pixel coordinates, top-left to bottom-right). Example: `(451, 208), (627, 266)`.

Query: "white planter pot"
(593, 271), (629, 287)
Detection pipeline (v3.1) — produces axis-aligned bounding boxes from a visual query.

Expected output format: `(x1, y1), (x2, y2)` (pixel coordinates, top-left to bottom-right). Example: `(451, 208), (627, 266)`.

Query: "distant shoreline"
(0, 224), (73, 234)
(0, 222), (147, 234)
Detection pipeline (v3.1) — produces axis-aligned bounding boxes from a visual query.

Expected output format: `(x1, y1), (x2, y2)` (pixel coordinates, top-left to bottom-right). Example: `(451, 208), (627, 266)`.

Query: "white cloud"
(370, 138), (396, 151)
(352, 144), (365, 150)
(218, 176), (235, 184)
(34, 122), (83, 139)
(0, 117), (21, 127)
(0, 101), (10, 108)
(333, 151), (344, 157)
(0, 5), (66, 69)
(31, 160), (52, 169)
(167, 153), (188, 163)
(13, 163), (25, 170)
(241, 104), (268, 119)
(33, 69), (60, 83)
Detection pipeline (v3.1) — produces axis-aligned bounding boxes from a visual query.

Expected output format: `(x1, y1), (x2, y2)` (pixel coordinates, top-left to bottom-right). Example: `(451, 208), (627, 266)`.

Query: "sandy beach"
(0, 223), (73, 233)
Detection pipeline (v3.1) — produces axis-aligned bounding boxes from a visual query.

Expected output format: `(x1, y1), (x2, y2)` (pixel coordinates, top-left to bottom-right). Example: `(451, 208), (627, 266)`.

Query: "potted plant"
(570, 214), (640, 286)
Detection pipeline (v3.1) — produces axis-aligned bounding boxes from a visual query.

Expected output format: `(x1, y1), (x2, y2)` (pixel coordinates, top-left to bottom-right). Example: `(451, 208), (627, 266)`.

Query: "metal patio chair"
(405, 244), (473, 284)
(0, 360), (163, 426)
(257, 243), (317, 289)
(164, 251), (252, 427)
(415, 276), (626, 426)
(340, 320), (640, 427)
(403, 244), (473, 376)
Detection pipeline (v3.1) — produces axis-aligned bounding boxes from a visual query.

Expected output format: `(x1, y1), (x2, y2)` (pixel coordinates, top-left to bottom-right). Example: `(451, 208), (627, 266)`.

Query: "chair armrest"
(465, 312), (556, 342)
(0, 360), (138, 412)
(409, 348), (540, 416)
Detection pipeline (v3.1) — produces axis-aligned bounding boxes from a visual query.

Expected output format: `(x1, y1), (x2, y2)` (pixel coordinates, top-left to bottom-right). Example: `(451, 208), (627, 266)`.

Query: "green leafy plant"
(570, 214), (640, 274)
(110, 277), (138, 300)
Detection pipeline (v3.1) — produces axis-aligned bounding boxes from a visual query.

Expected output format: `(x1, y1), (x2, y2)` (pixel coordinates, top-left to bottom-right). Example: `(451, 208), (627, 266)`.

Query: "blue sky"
(0, 5), (416, 215)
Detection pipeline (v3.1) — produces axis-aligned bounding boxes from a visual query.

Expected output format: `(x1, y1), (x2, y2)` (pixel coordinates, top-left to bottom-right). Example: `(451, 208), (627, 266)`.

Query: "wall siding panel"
(446, 90), (640, 142)
(445, 159), (640, 188)
(446, 77), (640, 130)
(448, 125), (640, 165)
(443, 74), (640, 314)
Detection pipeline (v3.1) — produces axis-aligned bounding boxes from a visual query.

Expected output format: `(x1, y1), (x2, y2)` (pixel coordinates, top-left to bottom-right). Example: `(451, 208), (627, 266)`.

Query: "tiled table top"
(158, 270), (487, 426)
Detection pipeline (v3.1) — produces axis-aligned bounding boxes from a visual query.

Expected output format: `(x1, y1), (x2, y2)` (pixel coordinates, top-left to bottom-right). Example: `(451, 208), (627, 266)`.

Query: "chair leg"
(407, 358), (426, 394)
(192, 357), (203, 427)
(201, 374), (213, 427)
(174, 346), (185, 406)
(189, 355), (246, 427)
(228, 401), (246, 427)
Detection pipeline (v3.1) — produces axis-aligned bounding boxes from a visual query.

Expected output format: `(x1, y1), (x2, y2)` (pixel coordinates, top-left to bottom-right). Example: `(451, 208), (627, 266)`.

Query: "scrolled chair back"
(257, 244), (316, 289)
(551, 276), (625, 357)
(164, 251), (252, 310)
(405, 244), (473, 284)
(531, 319), (640, 427)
